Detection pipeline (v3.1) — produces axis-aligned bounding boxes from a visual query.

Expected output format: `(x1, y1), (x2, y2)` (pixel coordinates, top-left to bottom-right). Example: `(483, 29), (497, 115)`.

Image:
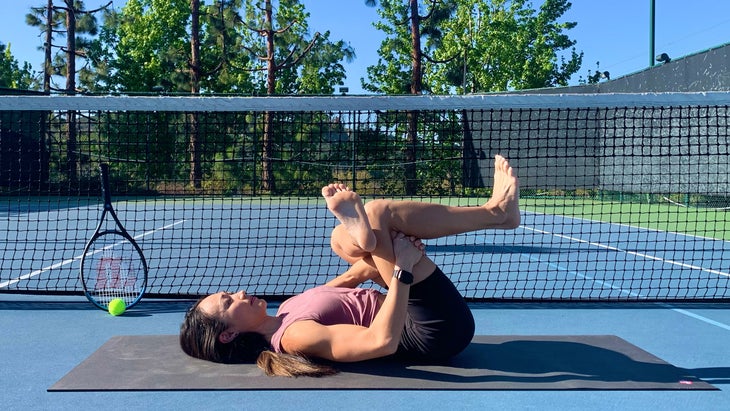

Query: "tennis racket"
(80, 164), (147, 311)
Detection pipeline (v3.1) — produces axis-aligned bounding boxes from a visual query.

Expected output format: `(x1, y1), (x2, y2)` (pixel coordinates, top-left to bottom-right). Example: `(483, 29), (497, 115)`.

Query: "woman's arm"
(281, 232), (423, 362)
(324, 259), (383, 288)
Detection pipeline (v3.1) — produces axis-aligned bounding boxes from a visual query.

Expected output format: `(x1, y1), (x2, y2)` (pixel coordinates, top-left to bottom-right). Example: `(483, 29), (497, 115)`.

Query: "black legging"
(395, 267), (475, 362)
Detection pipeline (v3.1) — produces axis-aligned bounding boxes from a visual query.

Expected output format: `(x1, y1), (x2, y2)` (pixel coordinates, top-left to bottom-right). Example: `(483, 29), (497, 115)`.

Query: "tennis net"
(1, 92), (728, 301)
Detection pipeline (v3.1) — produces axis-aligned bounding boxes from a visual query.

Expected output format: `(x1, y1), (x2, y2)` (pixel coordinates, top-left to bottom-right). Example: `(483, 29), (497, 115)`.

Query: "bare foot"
(484, 155), (520, 229)
(322, 183), (377, 252)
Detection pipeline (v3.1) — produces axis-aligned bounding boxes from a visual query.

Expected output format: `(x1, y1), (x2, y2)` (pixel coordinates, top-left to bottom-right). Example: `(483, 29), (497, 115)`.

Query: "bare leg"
(365, 154), (519, 240)
(323, 190), (435, 286)
(324, 258), (386, 288)
(325, 155), (520, 286)
(330, 155), (518, 262)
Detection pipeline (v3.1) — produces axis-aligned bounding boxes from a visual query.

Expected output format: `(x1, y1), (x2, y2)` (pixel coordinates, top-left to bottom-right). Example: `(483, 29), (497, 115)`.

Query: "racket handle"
(99, 163), (112, 208)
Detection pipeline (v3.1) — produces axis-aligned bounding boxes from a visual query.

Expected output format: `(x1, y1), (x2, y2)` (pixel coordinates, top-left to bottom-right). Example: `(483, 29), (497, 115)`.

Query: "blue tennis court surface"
(2, 297), (729, 410)
(2, 203), (729, 410)
(3, 202), (729, 300)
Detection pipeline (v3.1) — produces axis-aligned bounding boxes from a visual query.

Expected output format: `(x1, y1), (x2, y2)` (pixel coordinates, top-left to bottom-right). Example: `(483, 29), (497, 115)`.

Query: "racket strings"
(82, 232), (145, 307)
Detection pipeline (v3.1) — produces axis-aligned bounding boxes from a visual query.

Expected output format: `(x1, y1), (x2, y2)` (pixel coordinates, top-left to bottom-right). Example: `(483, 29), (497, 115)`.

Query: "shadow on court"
(0, 300), (193, 315)
(340, 337), (729, 389)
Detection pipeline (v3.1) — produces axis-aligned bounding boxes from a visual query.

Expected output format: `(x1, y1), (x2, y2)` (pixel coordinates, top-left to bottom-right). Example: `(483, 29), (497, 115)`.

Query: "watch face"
(395, 269), (413, 284)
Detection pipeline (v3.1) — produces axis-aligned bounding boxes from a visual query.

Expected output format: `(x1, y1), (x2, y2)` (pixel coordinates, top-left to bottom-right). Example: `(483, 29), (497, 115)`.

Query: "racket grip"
(100, 163), (112, 207)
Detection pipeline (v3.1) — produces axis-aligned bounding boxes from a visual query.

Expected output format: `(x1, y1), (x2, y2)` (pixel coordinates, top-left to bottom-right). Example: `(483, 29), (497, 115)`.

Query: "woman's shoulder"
(279, 319), (330, 356)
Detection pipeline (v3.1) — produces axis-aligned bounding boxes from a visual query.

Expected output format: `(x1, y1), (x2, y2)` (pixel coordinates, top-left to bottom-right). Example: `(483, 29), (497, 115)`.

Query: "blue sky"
(2, 0), (729, 93)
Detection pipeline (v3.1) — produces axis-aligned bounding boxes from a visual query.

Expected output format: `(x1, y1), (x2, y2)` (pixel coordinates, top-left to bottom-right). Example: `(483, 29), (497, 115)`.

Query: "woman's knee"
(364, 199), (392, 228)
(429, 312), (476, 360)
(330, 225), (367, 263)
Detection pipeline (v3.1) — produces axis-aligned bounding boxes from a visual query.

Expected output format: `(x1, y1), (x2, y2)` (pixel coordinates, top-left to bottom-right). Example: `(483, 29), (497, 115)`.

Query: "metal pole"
(649, 0), (655, 67)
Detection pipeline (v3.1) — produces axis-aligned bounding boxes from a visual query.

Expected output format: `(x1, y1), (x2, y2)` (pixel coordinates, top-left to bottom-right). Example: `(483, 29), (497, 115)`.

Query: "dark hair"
(179, 298), (337, 377)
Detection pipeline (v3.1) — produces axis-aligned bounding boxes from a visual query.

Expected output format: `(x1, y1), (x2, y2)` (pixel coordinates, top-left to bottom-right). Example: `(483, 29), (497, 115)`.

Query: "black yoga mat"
(49, 335), (715, 391)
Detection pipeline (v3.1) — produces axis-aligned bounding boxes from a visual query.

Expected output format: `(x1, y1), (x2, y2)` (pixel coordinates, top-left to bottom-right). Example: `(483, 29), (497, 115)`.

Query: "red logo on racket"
(95, 257), (138, 289)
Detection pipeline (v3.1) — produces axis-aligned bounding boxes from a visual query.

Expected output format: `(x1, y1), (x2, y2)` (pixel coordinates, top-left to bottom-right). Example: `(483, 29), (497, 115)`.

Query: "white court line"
(0, 220), (186, 289)
(523, 226), (730, 278)
(520, 225), (730, 331)
(660, 304), (730, 331)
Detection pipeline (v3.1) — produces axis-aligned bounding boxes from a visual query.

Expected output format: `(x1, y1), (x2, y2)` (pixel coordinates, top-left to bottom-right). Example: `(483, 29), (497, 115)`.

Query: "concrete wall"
(598, 43), (730, 93)
(468, 105), (729, 195)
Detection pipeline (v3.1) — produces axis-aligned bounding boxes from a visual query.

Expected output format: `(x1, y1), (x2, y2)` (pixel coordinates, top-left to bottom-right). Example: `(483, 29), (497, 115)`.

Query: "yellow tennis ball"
(108, 298), (126, 316)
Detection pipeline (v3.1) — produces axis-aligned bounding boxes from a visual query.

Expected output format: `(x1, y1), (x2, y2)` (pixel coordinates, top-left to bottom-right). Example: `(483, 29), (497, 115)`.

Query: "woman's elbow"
(374, 335), (400, 357)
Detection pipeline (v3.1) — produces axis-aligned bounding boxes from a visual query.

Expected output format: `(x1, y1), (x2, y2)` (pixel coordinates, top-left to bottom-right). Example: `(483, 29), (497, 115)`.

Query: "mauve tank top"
(269, 286), (382, 353)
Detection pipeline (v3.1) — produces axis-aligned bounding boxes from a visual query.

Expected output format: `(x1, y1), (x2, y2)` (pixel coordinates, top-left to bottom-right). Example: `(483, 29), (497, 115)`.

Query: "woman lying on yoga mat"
(180, 155), (520, 377)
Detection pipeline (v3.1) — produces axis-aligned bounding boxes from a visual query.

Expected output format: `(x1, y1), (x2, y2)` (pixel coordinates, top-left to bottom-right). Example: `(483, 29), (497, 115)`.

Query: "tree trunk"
(409, 0), (422, 95)
(461, 109), (483, 188)
(405, 0), (421, 195)
(65, 1), (76, 95)
(188, 0), (202, 189)
(261, 0), (276, 192)
(65, 1), (77, 188)
(43, 0), (52, 93)
(261, 111), (275, 192)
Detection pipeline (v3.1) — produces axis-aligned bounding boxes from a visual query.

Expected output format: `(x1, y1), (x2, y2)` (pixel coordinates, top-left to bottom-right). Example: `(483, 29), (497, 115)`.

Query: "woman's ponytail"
(256, 350), (337, 377)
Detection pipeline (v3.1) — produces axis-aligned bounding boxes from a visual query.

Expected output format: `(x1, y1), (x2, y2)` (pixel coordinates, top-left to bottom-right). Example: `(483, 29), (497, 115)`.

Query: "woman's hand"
(391, 231), (425, 272)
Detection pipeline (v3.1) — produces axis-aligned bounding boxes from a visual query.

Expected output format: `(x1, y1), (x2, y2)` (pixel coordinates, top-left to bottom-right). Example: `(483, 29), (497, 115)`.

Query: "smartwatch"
(393, 269), (414, 285)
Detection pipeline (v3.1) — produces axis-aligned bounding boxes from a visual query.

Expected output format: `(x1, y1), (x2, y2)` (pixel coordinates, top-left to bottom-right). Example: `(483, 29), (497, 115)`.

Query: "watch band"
(393, 269), (414, 284)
